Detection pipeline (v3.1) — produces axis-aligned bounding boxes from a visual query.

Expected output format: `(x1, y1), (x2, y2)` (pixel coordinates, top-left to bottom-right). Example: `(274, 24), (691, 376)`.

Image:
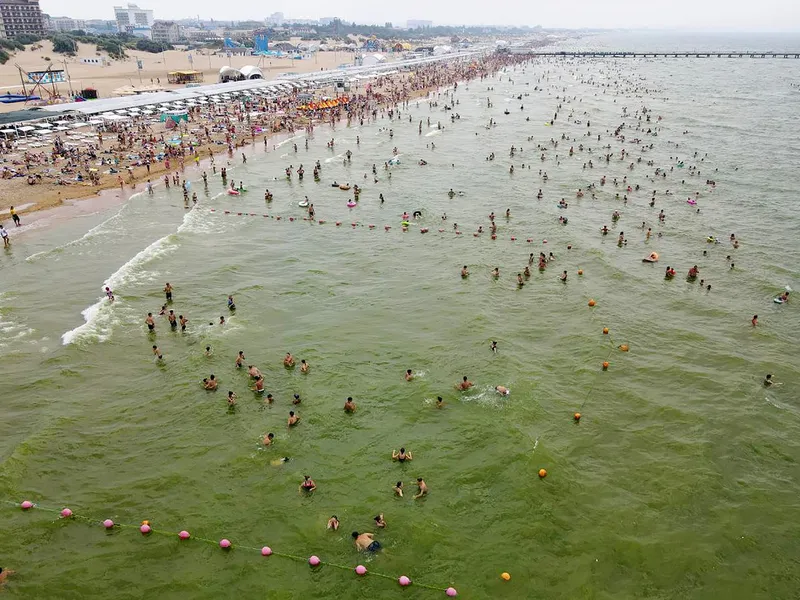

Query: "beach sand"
(0, 39), (362, 110)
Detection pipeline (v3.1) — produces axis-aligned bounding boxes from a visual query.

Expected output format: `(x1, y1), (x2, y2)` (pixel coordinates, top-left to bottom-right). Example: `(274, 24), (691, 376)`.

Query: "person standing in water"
(164, 283), (173, 302)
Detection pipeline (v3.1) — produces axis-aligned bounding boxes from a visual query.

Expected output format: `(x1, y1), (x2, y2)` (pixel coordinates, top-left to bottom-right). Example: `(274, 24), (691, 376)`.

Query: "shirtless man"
(152, 345), (163, 361)
(352, 531), (381, 552)
(495, 385), (510, 396)
(227, 391), (237, 406)
(145, 313), (155, 332)
(327, 516), (339, 531)
(300, 359), (309, 373)
(168, 310), (177, 329)
(179, 315), (188, 331)
(0, 567), (15, 586)
(393, 481), (404, 497)
(374, 514), (386, 528)
(457, 376), (473, 390)
(461, 265), (469, 278)
(288, 411), (299, 426)
(164, 282), (173, 302)
(251, 375), (265, 394)
(414, 477), (428, 499)
(203, 375), (218, 390)
(405, 369), (414, 381)
(262, 432), (274, 446)
(284, 352), (295, 367)
(248, 365), (261, 378)
(344, 397), (356, 413)
(236, 351), (246, 368)
(436, 396), (444, 409)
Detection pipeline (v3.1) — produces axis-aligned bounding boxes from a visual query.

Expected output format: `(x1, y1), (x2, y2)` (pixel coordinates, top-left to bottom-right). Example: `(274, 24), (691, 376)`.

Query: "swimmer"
(248, 365), (261, 378)
(262, 432), (274, 446)
(299, 475), (316, 492)
(251, 375), (265, 393)
(436, 396), (444, 409)
(265, 393), (274, 404)
(152, 345), (163, 361)
(0, 567), (16, 586)
(203, 375), (218, 390)
(405, 369), (414, 381)
(517, 273), (524, 286)
(179, 315), (188, 331)
(457, 376), (473, 390)
(288, 411), (299, 426)
(353, 531), (381, 552)
(227, 391), (237, 406)
(204, 346), (213, 357)
(300, 359), (309, 373)
(145, 313), (155, 332)
(461, 265), (469, 278)
(219, 316), (226, 325)
(492, 267), (500, 278)
(327, 516), (339, 531)
(168, 310), (177, 329)
(344, 397), (356, 413)
(227, 295), (236, 310)
(374, 514), (387, 528)
(236, 351), (245, 368)
(393, 447), (413, 462)
(292, 394), (301, 405)
(560, 270), (567, 282)
(495, 385), (510, 396)
(490, 341), (498, 353)
(164, 282), (173, 302)
(105, 286), (114, 301)
(393, 481), (404, 497)
(752, 315), (758, 327)
(414, 477), (428, 499)
(284, 352), (295, 367)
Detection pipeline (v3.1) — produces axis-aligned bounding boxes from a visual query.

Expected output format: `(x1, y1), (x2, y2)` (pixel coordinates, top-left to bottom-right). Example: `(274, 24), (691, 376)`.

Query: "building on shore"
(152, 20), (181, 44)
(406, 19), (433, 29)
(113, 3), (153, 33)
(47, 16), (87, 32)
(0, 0), (45, 38)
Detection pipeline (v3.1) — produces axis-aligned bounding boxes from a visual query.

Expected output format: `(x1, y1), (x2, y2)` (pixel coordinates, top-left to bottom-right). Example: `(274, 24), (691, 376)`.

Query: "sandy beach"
(0, 39), (363, 105)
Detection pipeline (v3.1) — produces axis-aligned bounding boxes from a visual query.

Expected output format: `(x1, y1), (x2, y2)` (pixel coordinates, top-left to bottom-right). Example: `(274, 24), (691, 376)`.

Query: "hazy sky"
(41, 0), (800, 31)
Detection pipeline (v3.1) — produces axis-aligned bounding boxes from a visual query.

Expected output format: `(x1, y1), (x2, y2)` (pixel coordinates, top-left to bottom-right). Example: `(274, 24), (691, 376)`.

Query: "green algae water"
(2, 34), (800, 599)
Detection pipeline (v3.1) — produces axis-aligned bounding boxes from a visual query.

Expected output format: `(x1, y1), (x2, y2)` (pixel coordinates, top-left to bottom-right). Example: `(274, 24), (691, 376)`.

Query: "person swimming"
(352, 531), (381, 552)
(392, 447), (413, 462)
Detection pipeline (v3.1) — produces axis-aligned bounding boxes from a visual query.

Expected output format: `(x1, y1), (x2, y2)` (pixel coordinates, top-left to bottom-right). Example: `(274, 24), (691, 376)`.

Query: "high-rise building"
(113, 3), (153, 33)
(265, 12), (283, 26)
(151, 20), (181, 44)
(0, 0), (45, 38)
(49, 16), (87, 32)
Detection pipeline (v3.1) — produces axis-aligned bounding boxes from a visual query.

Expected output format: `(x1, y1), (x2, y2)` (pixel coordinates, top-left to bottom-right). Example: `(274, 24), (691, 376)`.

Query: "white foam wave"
(425, 130), (442, 137)
(61, 211), (197, 345)
(26, 206), (126, 262)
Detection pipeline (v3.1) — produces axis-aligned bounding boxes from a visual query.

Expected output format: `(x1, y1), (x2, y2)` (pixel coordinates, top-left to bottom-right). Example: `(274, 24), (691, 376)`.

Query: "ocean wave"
(25, 206), (126, 263)
(60, 210), (198, 345)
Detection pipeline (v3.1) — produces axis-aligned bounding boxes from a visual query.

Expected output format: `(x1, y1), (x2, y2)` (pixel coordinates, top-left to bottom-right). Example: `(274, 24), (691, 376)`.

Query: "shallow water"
(2, 33), (800, 599)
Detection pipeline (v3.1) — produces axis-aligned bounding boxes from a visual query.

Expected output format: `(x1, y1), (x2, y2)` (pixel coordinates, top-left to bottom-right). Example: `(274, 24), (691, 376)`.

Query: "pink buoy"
(355, 565), (367, 576)
(510, 237), (516, 241)
(140, 524), (151, 534)
(219, 539), (231, 549)
(420, 228), (428, 233)
(103, 519), (114, 529)
(446, 587), (458, 597)
(473, 233), (478, 237)
(60, 508), (73, 518)
(308, 555), (321, 567)
(210, 209), (216, 212)
(402, 227), (408, 232)
(351, 222), (357, 227)
(289, 217), (294, 222)
(385, 225), (391, 231)
(455, 231), (462, 235)
(276, 216), (281, 221)
(224, 210), (230, 214)
(336, 221), (342, 226)
(543, 239), (547, 243)
(179, 530), (190, 540)
(368, 224), (375, 229)
(319, 220), (326, 224)
(236, 212), (242, 216)
(261, 546), (272, 556)
(263, 214), (269, 217)
(20, 500), (33, 510)
(398, 575), (411, 587)
(438, 228), (444, 233)
(527, 239), (532, 243)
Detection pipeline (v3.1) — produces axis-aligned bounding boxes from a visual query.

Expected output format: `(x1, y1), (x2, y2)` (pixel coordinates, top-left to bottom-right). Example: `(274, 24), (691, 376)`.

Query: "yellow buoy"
(501, 572), (511, 581)
(588, 299), (596, 307)
(602, 327), (609, 335)
(602, 361), (609, 370)
(538, 468), (547, 478)
(574, 412), (581, 422)
(619, 344), (629, 352)
(577, 269), (583, 275)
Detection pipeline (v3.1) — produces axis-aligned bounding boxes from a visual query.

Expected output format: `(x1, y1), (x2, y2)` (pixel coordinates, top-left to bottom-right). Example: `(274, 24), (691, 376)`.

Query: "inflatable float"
(346, 201), (357, 208)
(339, 184), (351, 191)
(227, 189), (240, 196)
(687, 199), (697, 206)
(642, 252), (659, 263)
(298, 201), (309, 208)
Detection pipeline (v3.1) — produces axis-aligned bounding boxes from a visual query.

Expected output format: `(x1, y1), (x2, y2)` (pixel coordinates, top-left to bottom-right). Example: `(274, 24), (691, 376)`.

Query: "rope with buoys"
(3, 499), (458, 596)
(205, 208), (556, 244)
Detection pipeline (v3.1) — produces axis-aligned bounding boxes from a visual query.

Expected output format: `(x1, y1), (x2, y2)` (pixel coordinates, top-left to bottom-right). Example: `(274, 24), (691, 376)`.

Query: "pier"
(510, 50), (800, 59)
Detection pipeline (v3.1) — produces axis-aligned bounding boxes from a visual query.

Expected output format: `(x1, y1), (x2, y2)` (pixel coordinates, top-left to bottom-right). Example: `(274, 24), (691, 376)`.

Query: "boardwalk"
(510, 50), (800, 59)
